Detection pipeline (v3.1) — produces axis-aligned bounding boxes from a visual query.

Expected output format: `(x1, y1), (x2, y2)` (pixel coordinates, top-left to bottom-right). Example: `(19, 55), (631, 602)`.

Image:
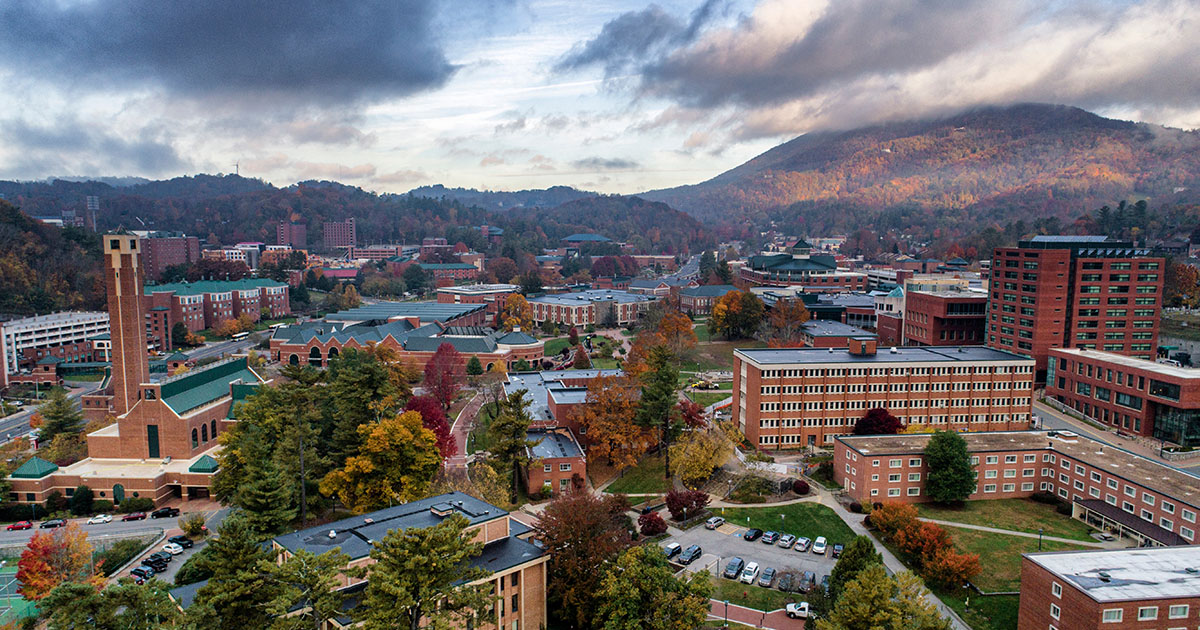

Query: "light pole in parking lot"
(724, 599), (729, 628)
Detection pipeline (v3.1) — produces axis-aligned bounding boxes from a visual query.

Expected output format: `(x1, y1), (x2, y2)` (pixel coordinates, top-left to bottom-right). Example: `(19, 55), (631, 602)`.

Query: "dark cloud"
(554, 0), (721, 75)
(0, 117), (188, 177)
(0, 0), (456, 104)
(570, 157), (641, 170)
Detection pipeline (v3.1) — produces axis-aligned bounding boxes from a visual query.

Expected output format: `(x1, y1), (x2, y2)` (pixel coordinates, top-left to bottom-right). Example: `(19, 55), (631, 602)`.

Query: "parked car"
(757, 567), (777, 588)
(39, 519), (65, 529)
(812, 536), (828, 555)
(679, 545), (703, 565)
(832, 543), (844, 558)
(743, 528), (763, 542)
(664, 542), (682, 559)
(820, 574), (831, 593)
(785, 602), (810, 619)
(143, 556), (168, 571)
(777, 534), (796, 549)
(794, 536), (811, 552)
(739, 562), (760, 584)
(776, 572), (795, 593)
(705, 516), (725, 530)
(122, 512), (146, 522)
(761, 531), (779, 544)
(798, 571), (816, 592)
(162, 543), (185, 555)
(723, 557), (745, 579)
(168, 535), (194, 549)
(6, 521), (31, 531)
(87, 514), (112, 524)
(150, 507), (180, 519)
(130, 566), (154, 580)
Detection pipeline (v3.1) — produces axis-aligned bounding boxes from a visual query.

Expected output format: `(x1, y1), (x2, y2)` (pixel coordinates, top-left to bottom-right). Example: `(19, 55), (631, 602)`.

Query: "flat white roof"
(1027, 547), (1200, 602)
(1052, 348), (1200, 380)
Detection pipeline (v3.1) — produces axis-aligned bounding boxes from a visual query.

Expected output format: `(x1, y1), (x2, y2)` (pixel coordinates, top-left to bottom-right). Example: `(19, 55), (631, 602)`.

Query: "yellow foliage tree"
(761, 298), (811, 347)
(319, 411), (441, 513)
(568, 375), (649, 471)
(501, 294), (534, 332)
(669, 422), (740, 488)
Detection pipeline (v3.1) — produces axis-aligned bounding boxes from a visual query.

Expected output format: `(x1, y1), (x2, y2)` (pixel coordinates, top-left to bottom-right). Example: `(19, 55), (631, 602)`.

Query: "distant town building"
(436, 284), (521, 327)
(322, 218), (357, 249)
(275, 221), (307, 248)
(741, 240), (868, 291)
(140, 231), (201, 281)
(679, 285), (738, 315)
(528, 289), (653, 327)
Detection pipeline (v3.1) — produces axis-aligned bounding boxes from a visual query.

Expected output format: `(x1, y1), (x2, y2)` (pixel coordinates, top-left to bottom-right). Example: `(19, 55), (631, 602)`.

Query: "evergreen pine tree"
(189, 512), (280, 630)
(828, 535), (883, 604)
(236, 459), (297, 538)
(39, 388), (84, 444)
(466, 356), (484, 376)
(488, 391), (538, 501)
(635, 346), (681, 479)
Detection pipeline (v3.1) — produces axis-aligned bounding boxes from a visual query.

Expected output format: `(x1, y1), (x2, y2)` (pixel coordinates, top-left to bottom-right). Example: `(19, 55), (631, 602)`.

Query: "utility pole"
(298, 414), (307, 527)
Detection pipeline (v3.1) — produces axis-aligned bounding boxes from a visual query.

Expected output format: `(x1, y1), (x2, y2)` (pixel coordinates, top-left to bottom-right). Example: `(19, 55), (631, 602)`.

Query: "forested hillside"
(405, 184), (595, 210)
(0, 201), (103, 315)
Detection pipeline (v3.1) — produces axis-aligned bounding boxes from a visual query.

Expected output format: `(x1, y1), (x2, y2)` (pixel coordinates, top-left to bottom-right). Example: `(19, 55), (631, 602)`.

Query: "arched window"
(191, 429), (198, 448)
(211, 420), (217, 440)
(201, 424), (208, 442)
(309, 347), (322, 367)
(328, 347), (339, 359)
(289, 354), (299, 366)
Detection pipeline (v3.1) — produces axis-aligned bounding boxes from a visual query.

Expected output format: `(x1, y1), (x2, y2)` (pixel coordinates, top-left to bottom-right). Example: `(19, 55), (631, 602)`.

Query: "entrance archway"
(289, 354), (299, 366)
(309, 347), (323, 367)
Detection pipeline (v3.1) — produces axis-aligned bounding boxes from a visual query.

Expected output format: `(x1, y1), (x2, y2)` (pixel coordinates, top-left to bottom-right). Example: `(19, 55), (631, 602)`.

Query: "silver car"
(795, 536), (811, 552)
(777, 534), (796, 549)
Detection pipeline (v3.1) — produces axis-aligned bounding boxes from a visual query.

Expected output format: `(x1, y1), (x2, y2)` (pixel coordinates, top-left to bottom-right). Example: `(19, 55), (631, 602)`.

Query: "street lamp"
(724, 599), (729, 628)
(1038, 528), (1044, 551)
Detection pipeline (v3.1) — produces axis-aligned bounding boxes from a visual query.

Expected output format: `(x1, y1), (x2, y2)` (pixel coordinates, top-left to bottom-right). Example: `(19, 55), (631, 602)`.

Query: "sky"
(0, 0), (1197, 194)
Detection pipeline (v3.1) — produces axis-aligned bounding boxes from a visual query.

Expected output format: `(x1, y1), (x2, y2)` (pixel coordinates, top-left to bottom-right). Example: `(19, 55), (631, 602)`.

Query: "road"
(0, 514), (186, 546)
(186, 336), (259, 362)
(0, 382), (100, 443)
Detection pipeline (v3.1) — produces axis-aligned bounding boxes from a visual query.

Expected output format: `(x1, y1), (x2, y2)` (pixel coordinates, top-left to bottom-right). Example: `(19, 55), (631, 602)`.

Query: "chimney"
(848, 337), (877, 356)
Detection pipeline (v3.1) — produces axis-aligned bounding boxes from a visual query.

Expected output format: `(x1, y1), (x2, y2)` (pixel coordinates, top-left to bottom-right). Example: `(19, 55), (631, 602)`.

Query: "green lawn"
(694, 323), (711, 342)
(467, 407), (496, 455)
(947, 526), (1089, 592)
(687, 391), (732, 408)
(62, 373), (105, 382)
(709, 575), (801, 612)
(716, 502), (857, 544)
(544, 338), (570, 356)
(939, 590), (1020, 630)
(916, 499), (1096, 542)
(681, 340), (766, 373)
(604, 455), (670, 494)
(1163, 312), (1200, 342)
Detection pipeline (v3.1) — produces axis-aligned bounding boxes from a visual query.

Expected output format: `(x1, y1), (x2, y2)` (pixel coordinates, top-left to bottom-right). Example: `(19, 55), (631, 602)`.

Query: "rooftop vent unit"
(1097, 571), (1111, 582)
(430, 502), (454, 518)
(363, 517), (374, 524)
(327, 530), (337, 539)
(1186, 567), (1199, 575)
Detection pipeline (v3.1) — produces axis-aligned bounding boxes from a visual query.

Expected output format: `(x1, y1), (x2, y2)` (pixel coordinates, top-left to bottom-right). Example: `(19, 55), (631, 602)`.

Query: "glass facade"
(1153, 405), (1200, 447)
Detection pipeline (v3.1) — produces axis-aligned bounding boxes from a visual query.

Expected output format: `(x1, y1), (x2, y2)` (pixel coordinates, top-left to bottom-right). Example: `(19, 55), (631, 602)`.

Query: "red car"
(121, 512), (147, 522)
(5, 521), (31, 531)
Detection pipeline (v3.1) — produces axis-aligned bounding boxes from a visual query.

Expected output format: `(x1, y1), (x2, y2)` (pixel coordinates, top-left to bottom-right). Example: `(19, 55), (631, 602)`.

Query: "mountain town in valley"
(1, 2), (1200, 630)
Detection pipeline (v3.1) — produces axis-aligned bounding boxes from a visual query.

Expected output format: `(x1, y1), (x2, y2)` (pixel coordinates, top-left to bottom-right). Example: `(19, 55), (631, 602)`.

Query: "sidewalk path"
(446, 392), (482, 470)
(918, 518), (1109, 548)
(708, 600), (804, 630)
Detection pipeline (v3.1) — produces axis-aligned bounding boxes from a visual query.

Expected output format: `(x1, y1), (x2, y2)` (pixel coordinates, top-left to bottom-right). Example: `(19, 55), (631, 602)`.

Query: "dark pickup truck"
(150, 507), (180, 519)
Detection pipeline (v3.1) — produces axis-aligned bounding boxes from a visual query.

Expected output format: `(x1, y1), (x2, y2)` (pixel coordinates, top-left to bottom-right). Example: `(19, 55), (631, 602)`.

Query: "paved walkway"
(708, 600), (804, 630)
(708, 494), (823, 509)
(446, 392), (482, 471)
(918, 518), (1110, 548)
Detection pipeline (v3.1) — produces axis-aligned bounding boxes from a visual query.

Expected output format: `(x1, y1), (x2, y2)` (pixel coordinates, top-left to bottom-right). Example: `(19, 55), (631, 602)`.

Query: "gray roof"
(1025, 546), (1200, 602)
(802, 320), (875, 337)
(529, 289), (652, 307)
(496, 330), (538, 345)
(680, 284), (737, 297)
(630, 279), (666, 289)
(736, 345), (1033, 365)
(562, 233), (610, 242)
(527, 429), (583, 460)
(505, 369), (623, 422)
(324, 301), (486, 325)
(405, 335), (497, 354)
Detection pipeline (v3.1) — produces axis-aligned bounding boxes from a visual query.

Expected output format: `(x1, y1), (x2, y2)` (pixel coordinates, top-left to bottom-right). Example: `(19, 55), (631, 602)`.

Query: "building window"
(1168, 604), (1188, 619)
(1050, 603), (1060, 620)
(1101, 609), (1122, 623)
(889, 459), (902, 468)
(984, 484), (996, 493)
(559, 463), (571, 472)
(908, 473), (921, 482)
(887, 488), (900, 497)
(908, 458), (921, 467)
(1184, 509), (1197, 523)
(1051, 582), (1062, 598)
(1137, 606), (1157, 621)
(543, 464), (551, 473)
(907, 487), (920, 496)
(191, 429), (198, 449)
(888, 474), (901, 482)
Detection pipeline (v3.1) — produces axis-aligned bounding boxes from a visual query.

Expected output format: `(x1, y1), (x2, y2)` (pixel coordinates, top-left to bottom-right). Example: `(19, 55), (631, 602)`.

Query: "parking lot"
(662, 521), (840, 590)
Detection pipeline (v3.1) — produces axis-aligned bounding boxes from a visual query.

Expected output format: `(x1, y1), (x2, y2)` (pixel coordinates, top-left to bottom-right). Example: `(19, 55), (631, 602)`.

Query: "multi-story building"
(322, 218), (357, 249)
(419, 262), (480, 285)
(733, 340), (1034, 450)
(436, 284), (521, 327)
(987, 236), (1164, 382)
(903, 290), (987, 346)
(524, 429), (586, 496)
(1018, 546), (1200, 630)
(144, 279), (290, 350)
(1, 312), (109, 386)
(1046, 348), (1200, 446)
(348, 244), (414, 261)
(528, 290), (653, 328)
(175, 492), (546, 628)
(139, 231), (200, 281)
(679, 285), (738, 315)
(274, 221), (307, 248)
(798, 320), (877, 348)
(11, 234), (267, 505)
(834, 430), (1200, 547)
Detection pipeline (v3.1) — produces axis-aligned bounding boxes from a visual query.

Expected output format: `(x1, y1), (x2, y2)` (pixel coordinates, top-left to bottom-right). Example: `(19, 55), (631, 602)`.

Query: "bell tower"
(103, 234), (149, 415)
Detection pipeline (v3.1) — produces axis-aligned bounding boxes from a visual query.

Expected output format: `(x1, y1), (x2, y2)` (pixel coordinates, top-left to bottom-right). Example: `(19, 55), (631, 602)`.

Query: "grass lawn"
(681, 340), (766, 373)
(916, 499), (1096, 542)
(544, 338), (570, 357)
(946, 526), (1089, 592)
(939, 590), (1020, 630)
(807, 466), (841, 491)
(63, 373), (105, 382)
(709, 575), (801, 612)
(688, 391), (732, 408)
(1162, 312), (1200, 342)
(467, 406), (496, 455)
(604, 455), (670, 494)
(717, 502), (857, 544)
(694, 323), (711, 342)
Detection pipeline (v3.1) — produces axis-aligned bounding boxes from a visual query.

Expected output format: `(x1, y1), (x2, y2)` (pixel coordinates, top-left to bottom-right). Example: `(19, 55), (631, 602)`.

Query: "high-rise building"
(986, 236), (1164, 383)
(322, 218), (356, 249)
(275, 221), (307, 248)
(903, 290), (987, 346)
(141, 231), (201, 280)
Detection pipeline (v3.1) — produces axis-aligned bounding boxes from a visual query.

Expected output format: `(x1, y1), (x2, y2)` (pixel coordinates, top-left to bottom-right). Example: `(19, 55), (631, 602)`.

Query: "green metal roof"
(188, 455), (218, 474)
(11, 457), (58, 479)
(159, 357), (261, 416)
(226, 383), (262, 419)
(144, 278), (286, 297)
(36, 356), (63, 365)
(417, 263), (477, 270)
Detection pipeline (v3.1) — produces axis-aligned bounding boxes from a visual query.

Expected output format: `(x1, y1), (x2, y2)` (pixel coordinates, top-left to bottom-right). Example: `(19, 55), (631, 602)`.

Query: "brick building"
(528, 290), (653, 327)
(436, 284), (521, 327)
(903, 290), (987, 346)
(419, 262), (480, 285)
(798, 320), (877, 348)
(733, 341), (1034, 450)
(834, 430), (1200, 547)
(1, 311), (109, 386)
(1046, 348), (1200, 446)
(10, 234), (267, 506)
(322, 218), (357, 249)
(275, 221), (307, 248)
(987, 236), (1164, 382)
(140, 231), (200, 281)
(348, 244), (413, 261)
(144, 278), (290, 351)
(1018, 546), (1200, 630)
(524, 429), (586, 496)
(679, 285), (738, 315)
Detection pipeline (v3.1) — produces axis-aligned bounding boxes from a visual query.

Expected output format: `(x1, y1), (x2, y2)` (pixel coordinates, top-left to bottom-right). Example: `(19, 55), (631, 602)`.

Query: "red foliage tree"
(664, 489), (710, 521)
(568, 326), (580, 346)
(676, 399), (706, 428)
(923, 547), (982, 589)
(638, 512), (668, 536)
(572, 344), (591, 369)
(423, 342), (463, 411)
(854, 407), (904, 435)
(404, 395), (457, 458)
(894, 521), (952, 564)
(869, 502), (919, 538)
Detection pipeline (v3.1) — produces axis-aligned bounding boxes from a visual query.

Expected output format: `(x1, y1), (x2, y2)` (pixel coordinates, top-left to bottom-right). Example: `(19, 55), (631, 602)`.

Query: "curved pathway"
(918, 518), (1110, 548)
(446, 392), (482, 471)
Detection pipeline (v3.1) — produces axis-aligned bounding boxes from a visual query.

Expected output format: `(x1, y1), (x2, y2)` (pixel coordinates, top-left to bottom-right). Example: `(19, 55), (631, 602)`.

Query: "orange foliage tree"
(923, 546), (982, 589)
(868, 502), (919, 538)
(569, 375), (651, 471)
(760, 298), (811, 347)
(17, 522), (100, 600)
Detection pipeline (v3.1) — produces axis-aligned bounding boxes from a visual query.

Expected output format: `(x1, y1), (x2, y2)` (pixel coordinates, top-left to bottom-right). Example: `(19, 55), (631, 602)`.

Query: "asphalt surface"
(0, 513), (187, 546)
(662, 523), (838, 589)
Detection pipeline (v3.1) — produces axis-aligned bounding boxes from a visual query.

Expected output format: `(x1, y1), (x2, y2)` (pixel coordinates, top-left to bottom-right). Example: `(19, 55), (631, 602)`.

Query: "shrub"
(849, 502), (863, 514)
(664, 489), (710, 521)
(870, 502), (919, 539)
(43, 490), (69, 514)
(792, 479), (810, 495)
(118, 497), (155, 513)
(922, 547), (982, 589)
(894, 521), (951, 564)
(1030, 491), (1058, 505)
(638, 512), (668, 536)
(1056, 501), (1073, 516)
(174, 547), (214, 586)
(96, 539), (146, 577)
(816, 461), (834, 479)
(180, 513), (208, 537)
(536, 486), (553, 501)
(69, 485), (94, 516)
(92, 500), (114, 513)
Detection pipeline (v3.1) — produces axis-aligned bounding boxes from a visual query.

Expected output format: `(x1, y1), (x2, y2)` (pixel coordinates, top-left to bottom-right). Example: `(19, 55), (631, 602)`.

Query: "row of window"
(760, 381), (1029, 395)
(756, 365), (1033, 378)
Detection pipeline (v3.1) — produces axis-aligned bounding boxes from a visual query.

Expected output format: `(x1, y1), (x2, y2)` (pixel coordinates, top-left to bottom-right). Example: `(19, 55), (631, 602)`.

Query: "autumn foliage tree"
(568, 375), (649, 471)
(501, 293), (534, 332)
(17, 522), (100, 600)
(669, 422), (740, 488)
(637, 512), (668, 536)
(423, 342), (462, 411)
(404, 395), (457, 459)
(318, 411), (442, 513)
(571, 344), (591, 369)
(760, 297), (811, 347)
(664, 489), (710, 521)
(868, 502), (919, 538)
(709, 290), (765, 339)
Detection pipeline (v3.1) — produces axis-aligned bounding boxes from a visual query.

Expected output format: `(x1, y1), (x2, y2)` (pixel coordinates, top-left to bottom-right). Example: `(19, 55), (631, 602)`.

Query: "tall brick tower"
(104, 234), (149, 415)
